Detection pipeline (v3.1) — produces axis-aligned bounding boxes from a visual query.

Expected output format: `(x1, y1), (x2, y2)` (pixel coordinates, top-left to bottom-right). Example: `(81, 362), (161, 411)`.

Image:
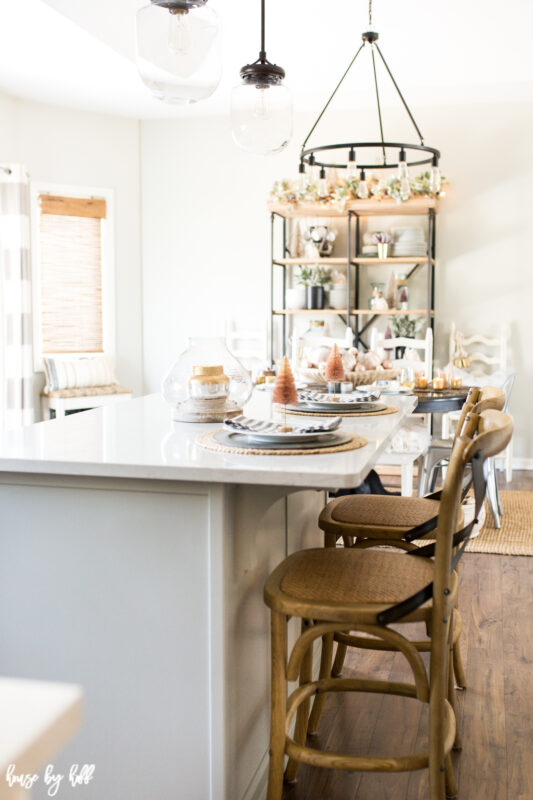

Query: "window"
(31, 185), (115, 368)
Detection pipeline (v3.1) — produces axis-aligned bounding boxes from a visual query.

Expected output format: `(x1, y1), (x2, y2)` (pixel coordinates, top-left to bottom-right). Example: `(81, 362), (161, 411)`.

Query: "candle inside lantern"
(188, 365), (229, 401)
(415, 372), (428, 389)
(432, 376), (445, 390)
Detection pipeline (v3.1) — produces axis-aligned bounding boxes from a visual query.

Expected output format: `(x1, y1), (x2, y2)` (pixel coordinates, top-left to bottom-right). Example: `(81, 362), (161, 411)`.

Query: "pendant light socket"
(150, 0), (208, 8)
(239, 61), (285, 87)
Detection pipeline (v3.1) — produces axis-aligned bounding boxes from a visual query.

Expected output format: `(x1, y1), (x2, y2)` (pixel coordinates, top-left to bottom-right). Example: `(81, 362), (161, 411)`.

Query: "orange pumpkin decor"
(273, 356), (299, 406)
(325, 343), (345, 383)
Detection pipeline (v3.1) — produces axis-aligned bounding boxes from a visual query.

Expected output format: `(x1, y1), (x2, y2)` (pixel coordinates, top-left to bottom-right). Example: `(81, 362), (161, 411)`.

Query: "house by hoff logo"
(5, 764), (95, 796)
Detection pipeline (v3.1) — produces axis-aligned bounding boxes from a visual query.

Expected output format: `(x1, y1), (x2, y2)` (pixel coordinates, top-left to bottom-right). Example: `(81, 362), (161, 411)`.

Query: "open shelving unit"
(268, 196), (437, 362)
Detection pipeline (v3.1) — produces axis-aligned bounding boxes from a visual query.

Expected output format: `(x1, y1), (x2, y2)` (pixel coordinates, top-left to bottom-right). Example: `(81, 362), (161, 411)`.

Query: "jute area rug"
(465, 491), (533, 556)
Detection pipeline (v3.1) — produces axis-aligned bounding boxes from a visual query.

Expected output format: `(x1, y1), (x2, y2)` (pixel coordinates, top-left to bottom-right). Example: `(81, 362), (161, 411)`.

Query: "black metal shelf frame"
(269, 208), (436, 365)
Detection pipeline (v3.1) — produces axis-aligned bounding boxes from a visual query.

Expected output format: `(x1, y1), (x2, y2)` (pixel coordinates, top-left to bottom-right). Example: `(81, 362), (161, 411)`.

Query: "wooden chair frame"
(264, 408), (513, 800)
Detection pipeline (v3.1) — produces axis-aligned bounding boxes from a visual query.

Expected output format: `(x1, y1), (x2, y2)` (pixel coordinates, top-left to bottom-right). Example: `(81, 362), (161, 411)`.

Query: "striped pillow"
(43, 356), (117, 393)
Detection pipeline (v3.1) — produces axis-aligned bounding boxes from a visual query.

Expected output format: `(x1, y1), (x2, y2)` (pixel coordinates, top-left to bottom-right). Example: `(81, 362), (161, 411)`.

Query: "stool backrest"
(451, 385), (505, 441)
(429, 409), (513, 760)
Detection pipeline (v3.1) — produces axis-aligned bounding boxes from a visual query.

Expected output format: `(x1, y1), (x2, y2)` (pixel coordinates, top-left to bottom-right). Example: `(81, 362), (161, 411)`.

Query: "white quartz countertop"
(0, 392), (417, 489)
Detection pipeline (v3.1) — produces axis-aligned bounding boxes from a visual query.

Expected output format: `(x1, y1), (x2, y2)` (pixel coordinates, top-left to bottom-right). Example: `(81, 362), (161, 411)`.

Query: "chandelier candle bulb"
(346, 148), (358, 180)
(317, 167), (328, 198)
(357, 169), (369, 199)
(429, 156), (442, 194)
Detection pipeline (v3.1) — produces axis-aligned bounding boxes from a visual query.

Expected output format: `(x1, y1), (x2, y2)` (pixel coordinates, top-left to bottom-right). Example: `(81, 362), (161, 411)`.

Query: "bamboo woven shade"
(39, 195), (106, 219)
(39, 198), (105, 354)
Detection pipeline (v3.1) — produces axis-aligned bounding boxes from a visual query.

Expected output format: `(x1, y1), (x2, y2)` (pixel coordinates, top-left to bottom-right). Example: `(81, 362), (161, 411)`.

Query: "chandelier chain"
(369, 0), (372, 26)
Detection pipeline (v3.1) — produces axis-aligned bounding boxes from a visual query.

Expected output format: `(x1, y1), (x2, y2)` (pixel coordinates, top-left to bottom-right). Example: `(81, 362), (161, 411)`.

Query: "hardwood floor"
(282, 472), (533, 800)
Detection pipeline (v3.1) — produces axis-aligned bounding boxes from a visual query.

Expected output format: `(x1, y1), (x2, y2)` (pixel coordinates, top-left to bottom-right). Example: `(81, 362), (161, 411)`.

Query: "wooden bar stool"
(264, 408), (513, 800)
(318, 386), (505, 687)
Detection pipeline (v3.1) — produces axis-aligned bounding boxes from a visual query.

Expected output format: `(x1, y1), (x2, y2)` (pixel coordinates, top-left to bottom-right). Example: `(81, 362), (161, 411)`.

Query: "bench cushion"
(42, 385), (132, 399)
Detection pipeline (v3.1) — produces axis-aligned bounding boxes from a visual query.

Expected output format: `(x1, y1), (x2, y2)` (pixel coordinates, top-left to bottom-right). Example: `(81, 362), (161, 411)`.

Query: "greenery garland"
(270, 170), (447, 209)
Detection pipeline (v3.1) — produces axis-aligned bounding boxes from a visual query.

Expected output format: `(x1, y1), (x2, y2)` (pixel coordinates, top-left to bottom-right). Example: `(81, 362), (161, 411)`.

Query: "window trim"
(30, 182), (116, 373)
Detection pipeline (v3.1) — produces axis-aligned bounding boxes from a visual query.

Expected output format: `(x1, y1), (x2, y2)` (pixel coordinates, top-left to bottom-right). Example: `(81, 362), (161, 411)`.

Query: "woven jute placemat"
(278, 404), (399, 419)
(196, 430), (368, 456)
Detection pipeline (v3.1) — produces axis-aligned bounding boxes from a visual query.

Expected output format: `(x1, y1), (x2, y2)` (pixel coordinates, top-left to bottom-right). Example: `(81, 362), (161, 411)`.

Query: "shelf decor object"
(325, 343), (346, 393)
(162, 337), (253, 422)
(272, 356), (299, 428)
(231, 0), (292, 154)
(296, 0), (442, 198)
(136, 0), (222, 104)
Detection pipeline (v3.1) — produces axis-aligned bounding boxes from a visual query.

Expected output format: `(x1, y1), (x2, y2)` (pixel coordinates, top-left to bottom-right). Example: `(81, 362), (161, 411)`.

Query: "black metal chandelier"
(298, 0), (442, 199)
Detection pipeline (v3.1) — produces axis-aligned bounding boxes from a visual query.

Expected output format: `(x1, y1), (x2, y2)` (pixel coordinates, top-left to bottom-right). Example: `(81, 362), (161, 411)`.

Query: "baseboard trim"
(510, 458), (533, 470)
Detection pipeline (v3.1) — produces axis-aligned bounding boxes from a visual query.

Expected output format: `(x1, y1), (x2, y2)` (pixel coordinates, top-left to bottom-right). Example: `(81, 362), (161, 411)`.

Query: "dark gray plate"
(287, 401), (388, 414)
(213, 430), (354, 452)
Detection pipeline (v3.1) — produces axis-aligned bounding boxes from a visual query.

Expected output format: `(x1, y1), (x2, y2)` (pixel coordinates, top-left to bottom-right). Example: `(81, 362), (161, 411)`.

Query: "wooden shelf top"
(273, 257), (348, 266)
(274, 256), (433, 267)
(352, 256), (432, 265)
(273, 308), (433, 316)
(268, 196), (438, 219)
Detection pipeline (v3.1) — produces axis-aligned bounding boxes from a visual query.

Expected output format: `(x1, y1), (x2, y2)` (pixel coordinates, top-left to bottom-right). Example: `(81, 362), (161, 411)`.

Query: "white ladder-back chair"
(448, 321), (508, 377)
(444, 323), (513, 482)
(370, 327), (433, 496)
(371, 327), (433, 378)
(291, 326), (354, 372)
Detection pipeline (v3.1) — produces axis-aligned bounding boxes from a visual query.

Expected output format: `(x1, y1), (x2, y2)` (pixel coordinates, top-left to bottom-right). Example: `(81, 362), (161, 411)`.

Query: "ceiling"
(0, 0), (532, 119)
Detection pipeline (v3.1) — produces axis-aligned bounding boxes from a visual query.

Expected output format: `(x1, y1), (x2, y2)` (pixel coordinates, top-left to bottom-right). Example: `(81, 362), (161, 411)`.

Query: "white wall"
(141, 101), (533, 461)
(0, 91), (143, 399)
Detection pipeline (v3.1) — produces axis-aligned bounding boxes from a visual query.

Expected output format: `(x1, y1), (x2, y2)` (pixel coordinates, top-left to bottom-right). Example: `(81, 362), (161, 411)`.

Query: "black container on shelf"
(306, 286), (325, 310)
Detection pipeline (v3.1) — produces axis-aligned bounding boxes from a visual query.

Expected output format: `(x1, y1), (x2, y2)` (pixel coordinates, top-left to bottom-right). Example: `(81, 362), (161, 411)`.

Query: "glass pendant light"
(346, 148), (358, 181)
(356, 169), (369, 199)
(429, 155), (442, 194)
(231, 0), (292, 154)
(317, 167), (328, 197)
(136, 0), (222, 104)
(398, 148), (411, 201)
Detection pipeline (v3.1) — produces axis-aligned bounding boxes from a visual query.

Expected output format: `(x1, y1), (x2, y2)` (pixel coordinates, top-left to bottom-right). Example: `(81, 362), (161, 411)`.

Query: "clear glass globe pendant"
(231, 0), (292, 155)
(136, 0), (222, 104)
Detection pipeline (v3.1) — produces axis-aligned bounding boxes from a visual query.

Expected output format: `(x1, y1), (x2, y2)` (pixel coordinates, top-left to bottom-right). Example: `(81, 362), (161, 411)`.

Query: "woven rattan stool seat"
(331, 495), (439, 529)
(279, 548), (434, 606)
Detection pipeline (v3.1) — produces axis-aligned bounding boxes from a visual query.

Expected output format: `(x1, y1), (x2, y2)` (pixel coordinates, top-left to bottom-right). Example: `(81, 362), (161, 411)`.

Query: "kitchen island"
(0, 391), (416, 800)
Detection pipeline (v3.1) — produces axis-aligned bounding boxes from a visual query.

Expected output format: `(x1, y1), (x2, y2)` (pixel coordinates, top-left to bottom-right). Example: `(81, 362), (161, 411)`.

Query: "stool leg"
(445, 753), (458, 798)
(417, 454), (426, 497)
(447, 649), (462, 751)
(486, 462), (501, 529)
(494, 471), (503, 516)
(452, 639), (466, 690)
(267, 611), (287, 800)
(285, 621), (313, 783)
(307, 633), (334, 735)
(331, 641), (348, 678)
(401, 462), (414, 497)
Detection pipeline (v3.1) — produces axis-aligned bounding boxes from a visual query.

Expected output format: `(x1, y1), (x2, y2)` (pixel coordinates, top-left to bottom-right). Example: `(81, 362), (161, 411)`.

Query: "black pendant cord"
(370, 46), (386, 165)
(374, 43), (424, 145)
(259, 0), (266, 61)
(301, 43), (365, 154)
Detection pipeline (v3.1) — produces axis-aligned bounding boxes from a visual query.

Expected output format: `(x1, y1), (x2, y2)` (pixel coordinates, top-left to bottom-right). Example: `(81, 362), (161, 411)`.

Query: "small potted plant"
(287, 267), (309, 310)
(391, 315), (420, 358)
(372, 231), (392, 259)
(300, 266), (331, 310)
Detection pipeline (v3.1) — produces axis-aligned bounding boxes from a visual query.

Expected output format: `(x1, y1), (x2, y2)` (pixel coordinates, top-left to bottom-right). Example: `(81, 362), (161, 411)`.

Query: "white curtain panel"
(0, 164), (34, 430)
